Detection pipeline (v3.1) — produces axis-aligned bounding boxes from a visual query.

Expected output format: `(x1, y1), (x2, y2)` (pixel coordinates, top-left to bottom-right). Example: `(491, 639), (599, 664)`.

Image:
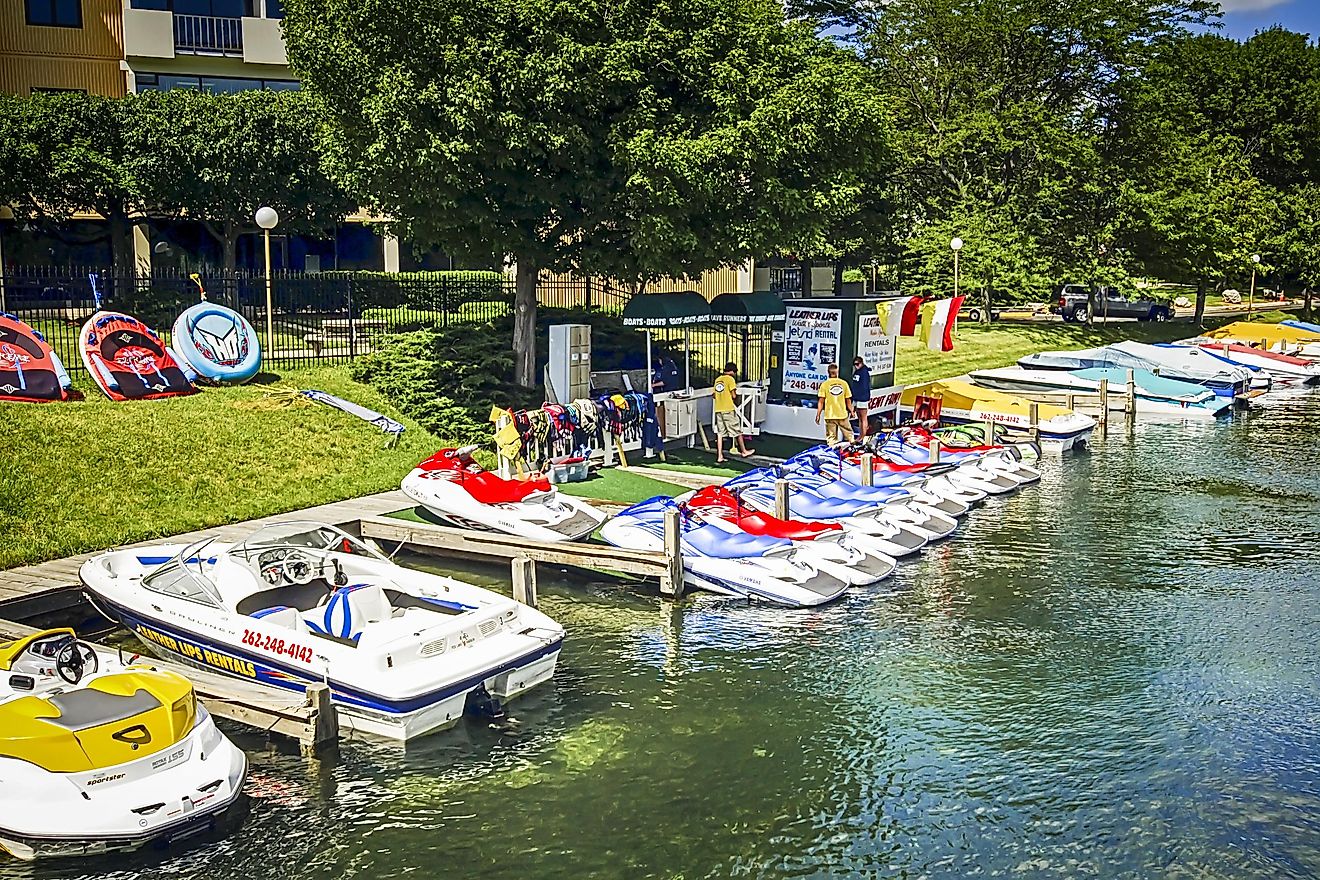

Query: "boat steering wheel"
(55, 639), (99, 685)
(281, 550), (317, 585)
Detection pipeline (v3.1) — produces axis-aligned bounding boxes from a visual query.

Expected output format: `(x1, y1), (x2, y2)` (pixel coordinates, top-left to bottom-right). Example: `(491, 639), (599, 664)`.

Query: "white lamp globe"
(950, 237), (964, 251)
(1251, 253), (1261, 264)
(255, 206), (280, 230)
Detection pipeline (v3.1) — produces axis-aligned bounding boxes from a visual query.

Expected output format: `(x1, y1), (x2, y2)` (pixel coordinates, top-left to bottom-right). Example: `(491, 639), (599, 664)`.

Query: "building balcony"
(174, 13), (243, 56)
(123, 4), (287, 66)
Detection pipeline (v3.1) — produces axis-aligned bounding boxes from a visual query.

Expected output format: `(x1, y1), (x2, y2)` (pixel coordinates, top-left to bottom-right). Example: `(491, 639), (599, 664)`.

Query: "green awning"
(621, 291), (711, 328)
(708, 291), (786, 324)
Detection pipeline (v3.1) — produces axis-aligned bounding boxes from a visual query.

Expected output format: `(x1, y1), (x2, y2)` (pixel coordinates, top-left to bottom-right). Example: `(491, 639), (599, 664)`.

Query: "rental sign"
(782, 306), (842, 394)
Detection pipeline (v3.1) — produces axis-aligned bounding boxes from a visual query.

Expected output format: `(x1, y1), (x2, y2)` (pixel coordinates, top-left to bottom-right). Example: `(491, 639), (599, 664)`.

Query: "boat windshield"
(228, 521), (389, 562)
(142, 538), (224, 607)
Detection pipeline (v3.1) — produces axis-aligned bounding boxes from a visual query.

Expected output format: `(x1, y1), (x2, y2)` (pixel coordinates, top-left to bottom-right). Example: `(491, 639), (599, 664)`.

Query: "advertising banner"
(783, 306), (842, 394)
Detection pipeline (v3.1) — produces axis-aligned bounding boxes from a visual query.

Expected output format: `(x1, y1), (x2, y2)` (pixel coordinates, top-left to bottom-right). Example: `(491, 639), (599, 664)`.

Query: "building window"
(129, 0), (258, 12)
(25, 0), (83, 27)
(265, 0), (283, 18)
(136, 72), (300, 93)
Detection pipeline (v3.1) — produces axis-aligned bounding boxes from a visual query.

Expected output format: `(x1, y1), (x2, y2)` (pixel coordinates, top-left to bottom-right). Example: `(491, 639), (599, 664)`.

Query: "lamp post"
(1249, 253), (1261, 314)
(255, 206), (279, 356)
(950, 237), (964, 299)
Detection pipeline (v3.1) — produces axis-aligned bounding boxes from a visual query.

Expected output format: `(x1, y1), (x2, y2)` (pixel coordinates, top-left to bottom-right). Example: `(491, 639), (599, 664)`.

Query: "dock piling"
(930, 436), (942, 464)
(988, 421), (999, 445)
(1098, 379), (1110, 436)
(1028, 402), (1041, 443)
(302, 684), (338, 759)
(661, 507), (685, 600)
(1125, 369), (1137, 425)
(511, 556), (538, 608)
(859, 453), (874, 487)
(774, 479), (790, 521)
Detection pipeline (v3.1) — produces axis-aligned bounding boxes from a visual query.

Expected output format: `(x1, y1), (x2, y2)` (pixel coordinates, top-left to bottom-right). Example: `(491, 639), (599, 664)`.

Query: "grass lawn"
(0, 366), (447, 570)
(894, 319), (1198, 385)
(555, 467), (685, 504)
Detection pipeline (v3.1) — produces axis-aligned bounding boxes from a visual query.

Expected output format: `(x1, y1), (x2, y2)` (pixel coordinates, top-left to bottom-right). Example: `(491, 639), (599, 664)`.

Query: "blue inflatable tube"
(172, 302), (261, 384)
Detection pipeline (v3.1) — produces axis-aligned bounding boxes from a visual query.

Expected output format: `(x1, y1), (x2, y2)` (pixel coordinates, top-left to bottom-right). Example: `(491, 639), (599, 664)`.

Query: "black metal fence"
(0, 267), (771, 383)
(1, 266), (540, 373)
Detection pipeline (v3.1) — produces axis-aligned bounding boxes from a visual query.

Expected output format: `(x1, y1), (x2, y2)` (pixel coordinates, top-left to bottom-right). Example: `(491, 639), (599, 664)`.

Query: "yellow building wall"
(0, 0), (126, 96)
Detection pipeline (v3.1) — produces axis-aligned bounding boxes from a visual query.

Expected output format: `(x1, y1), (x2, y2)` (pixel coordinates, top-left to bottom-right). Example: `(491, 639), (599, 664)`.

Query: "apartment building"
(0, 0), (126, 95)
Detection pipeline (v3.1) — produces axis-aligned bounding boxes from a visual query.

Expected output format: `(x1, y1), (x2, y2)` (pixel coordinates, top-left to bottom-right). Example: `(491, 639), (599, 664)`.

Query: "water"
(9, 392), (1320, 880)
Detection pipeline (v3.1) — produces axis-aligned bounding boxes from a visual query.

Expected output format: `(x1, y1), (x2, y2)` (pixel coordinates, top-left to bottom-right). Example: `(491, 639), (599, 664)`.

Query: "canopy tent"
(621, 291), (712, 328)
(708, 291), (786, 324)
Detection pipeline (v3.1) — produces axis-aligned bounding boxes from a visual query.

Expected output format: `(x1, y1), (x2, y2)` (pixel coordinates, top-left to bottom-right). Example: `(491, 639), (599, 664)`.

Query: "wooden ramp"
(0, 620), (336, 756)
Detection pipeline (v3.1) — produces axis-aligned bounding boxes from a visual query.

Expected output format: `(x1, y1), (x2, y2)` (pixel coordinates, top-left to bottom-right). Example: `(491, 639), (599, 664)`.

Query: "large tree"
(0, 93), (146, 274)
(133, 89), (356, 272)
(282, 0), (887, 385)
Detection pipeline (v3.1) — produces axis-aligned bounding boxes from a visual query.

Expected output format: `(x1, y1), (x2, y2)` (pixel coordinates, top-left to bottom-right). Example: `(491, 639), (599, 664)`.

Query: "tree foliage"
(282, 0), (887, 384)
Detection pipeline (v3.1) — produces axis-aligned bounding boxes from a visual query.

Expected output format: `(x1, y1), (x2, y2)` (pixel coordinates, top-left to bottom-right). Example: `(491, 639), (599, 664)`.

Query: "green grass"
(0, 366), (447, 570)
(556, 468), (684, 504)
(894, 319), (1199, 385)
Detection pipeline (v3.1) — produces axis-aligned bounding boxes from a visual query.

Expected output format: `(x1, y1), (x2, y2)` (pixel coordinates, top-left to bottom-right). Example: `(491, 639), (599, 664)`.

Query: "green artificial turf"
(0, 366), (445, 569)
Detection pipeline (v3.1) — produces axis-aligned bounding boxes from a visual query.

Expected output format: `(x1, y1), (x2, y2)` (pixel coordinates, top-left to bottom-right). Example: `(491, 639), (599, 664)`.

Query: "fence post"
(347, 274), (357, 360)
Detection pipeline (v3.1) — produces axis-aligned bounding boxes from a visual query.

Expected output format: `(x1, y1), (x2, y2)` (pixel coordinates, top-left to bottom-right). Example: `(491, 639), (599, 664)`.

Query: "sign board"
(782, 306), (842, 394)
(856, 313), (895, 377)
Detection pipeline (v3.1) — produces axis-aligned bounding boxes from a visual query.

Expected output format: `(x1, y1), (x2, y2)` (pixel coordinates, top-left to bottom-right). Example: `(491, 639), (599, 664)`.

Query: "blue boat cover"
(1071, 367), (1211, 400)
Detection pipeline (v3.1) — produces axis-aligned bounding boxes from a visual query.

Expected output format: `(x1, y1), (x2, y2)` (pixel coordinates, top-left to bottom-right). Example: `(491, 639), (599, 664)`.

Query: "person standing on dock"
(850, 355), (872, 439)
(816, 363), (855, 445)
(713, 362), (755, 463)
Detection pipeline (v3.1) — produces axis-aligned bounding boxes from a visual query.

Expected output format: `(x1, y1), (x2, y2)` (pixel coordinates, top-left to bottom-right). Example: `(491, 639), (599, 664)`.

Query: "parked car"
(1052, 284), (1172, 323)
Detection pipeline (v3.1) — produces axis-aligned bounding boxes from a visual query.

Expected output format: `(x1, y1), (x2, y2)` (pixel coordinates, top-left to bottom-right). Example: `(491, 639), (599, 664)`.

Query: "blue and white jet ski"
(783, 447), (983, 516)
(599, 497), (853, 606)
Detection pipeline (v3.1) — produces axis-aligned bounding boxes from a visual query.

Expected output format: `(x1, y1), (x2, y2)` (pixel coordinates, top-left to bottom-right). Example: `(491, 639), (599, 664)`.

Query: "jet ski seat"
(683, 524), (789, 559)
(457, 471), (551, 505)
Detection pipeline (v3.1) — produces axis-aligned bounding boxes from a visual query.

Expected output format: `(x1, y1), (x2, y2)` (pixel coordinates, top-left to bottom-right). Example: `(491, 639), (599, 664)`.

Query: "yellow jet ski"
(0, 629), (247, 861)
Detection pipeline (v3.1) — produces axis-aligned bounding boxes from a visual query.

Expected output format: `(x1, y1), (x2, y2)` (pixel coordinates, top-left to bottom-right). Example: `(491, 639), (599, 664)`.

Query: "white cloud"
(1217, 0), (1291, 11)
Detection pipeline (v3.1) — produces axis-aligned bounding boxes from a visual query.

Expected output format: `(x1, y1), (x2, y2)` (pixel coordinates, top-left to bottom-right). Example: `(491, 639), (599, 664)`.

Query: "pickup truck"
(1053, 285), (1173, 323)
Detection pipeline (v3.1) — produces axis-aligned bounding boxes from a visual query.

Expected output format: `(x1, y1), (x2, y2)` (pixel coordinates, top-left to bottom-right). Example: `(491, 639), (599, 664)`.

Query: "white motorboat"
(898, 380), (1096, 451)
(969, 366), (1232, 418)
(1019, 341), (1254, 398)
(401, 447), (606, 542)
(80, 522), (564, 740)
(1181, 341), (1320, 385)
(0, 629), (246, 861)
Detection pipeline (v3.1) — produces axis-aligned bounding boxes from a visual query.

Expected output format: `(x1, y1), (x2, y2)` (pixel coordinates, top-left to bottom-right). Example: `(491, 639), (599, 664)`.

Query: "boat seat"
(305, 584), (393, 642)
(249, 605), (305, 632)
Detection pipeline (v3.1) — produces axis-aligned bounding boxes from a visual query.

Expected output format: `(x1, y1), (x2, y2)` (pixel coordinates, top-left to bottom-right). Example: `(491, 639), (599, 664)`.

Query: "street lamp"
(1249, 253), (1261, 314)
(255, 206), (279, 357)
(950, 237), (964, 299)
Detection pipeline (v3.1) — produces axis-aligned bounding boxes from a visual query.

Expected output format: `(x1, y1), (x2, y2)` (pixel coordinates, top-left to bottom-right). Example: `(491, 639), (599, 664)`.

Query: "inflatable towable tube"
(80, 311), (197, 402)
(0, 312), (73, 403)
(171, 274), (261, 384)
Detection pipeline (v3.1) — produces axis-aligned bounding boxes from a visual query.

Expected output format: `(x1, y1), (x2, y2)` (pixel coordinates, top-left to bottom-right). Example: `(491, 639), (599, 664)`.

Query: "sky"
(1215, 0), (1320, 40)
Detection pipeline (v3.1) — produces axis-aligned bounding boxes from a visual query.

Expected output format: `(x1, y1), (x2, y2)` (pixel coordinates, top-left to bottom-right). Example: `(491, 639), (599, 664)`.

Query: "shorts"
(714, 410), (741, 439)
(825, 418), (854, 444)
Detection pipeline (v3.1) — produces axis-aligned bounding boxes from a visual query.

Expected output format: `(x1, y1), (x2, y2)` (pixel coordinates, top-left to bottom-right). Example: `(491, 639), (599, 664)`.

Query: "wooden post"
(1125, 369), (1137, 425)
(1098, 378), (1110, 436)
(1028, 401), (1041, 443)
(774, 479), (790, 521)
(302, 683), (338, 758)
(1065, 392), (1076, 411)
(511, 556), (538, 608)
(987, 421), (999, 445)
(859, 453), (874, 486)
(930, 435), (942, 464)
(661, 507), (684, 600)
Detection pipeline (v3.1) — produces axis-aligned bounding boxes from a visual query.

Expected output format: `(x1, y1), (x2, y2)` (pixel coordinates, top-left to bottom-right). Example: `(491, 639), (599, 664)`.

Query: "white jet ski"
(0, 629), (247, 861)
(80, 522), (564, 740)
(401, 446), (606, 542)
(600, 497), (853, 606)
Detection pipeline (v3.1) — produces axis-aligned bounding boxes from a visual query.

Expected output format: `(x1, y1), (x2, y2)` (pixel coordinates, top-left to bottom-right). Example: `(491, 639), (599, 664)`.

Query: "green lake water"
(9, 389), (1320, 879)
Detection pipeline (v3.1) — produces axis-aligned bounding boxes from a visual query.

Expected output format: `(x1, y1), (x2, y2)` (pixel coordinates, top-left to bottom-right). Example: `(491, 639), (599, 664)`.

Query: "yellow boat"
(1204, 321), (1320, 355)
(900, 379), (1096, 450)
(0, 629), (247, 860)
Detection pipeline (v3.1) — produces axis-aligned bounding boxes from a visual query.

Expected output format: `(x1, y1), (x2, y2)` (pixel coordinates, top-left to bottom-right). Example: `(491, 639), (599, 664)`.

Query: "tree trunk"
(798, 259), (812, 298)
(1194, 276), (1207, 328)
(1305, 286), (1313, 320)
(222, 219), (237, 274)
(981, 282), (991, 324)
(831, 262), (844, 296)
(513, 254), (538, 387)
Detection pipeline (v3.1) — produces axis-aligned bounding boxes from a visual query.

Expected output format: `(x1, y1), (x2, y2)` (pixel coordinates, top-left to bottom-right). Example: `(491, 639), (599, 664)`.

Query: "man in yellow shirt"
(712, 362), (754, 463)
(815, 363), (855, 445)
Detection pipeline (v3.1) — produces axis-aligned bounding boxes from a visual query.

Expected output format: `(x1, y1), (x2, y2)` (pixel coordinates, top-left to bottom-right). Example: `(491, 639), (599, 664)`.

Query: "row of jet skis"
(401, 428), (1042, 608)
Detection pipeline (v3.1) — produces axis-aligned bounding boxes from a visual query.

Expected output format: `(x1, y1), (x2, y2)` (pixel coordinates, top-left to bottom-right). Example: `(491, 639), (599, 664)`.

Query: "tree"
(133, 89), (355, 272)
(0, 93), (146, 273)
(282, 0), (887, 385)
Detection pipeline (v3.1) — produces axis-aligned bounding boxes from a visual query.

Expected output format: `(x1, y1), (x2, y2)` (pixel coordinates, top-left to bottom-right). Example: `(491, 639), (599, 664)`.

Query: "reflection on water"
(9, 395), (1320, 880)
